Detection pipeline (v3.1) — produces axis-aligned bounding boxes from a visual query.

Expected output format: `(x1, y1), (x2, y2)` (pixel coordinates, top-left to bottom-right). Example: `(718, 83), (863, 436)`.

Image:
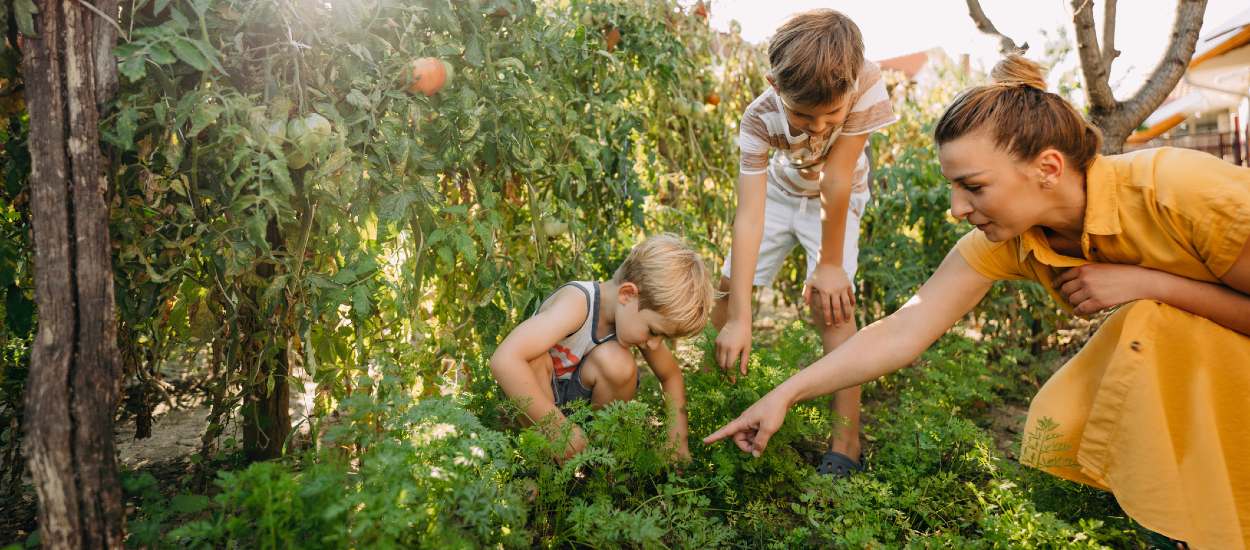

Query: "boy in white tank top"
(490, 234), (717, 462)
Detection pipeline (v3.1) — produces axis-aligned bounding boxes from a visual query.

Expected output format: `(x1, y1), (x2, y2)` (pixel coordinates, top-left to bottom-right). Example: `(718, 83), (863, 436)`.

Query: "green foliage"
(153, 394), (528, 549)
(2, 0), (1130, 545)
(133, 325), (1145, 548)
(102, 0), (761, 457)
(0, 101), (29, 501)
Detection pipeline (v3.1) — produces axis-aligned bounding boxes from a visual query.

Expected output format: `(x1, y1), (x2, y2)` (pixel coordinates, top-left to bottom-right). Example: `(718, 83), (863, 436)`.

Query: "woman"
(703, 55), (1250, 548)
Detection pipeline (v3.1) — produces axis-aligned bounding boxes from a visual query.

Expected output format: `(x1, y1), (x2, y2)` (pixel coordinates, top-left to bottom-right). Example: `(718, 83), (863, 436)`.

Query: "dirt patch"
(115, 404), (214, 470)
(986, 401), (1030, 460)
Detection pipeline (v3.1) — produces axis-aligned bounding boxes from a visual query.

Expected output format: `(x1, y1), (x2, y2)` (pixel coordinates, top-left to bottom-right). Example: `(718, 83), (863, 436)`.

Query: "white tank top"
(540, 281), (616, 379)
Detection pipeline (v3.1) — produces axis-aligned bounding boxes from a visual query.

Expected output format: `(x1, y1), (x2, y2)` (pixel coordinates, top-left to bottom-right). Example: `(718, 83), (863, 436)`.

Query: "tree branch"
(1071, 0), (1117, 111)
(965, 0), (1025, 55)
(1118, 0), (1207, 130)
(1102, 0), (1119, 69)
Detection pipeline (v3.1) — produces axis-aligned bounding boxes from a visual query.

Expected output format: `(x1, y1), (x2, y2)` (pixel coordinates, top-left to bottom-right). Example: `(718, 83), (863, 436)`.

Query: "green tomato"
(286, 148), (309, 170)
(286, 116), (309, 146)
(266, 120), (286, 142)
(302, 113), (332, 150)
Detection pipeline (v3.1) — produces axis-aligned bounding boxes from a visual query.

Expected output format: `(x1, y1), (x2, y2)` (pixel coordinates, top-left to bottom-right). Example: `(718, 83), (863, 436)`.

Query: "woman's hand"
(1054, 263), (1164, 315)
(702, 388), (792, 457)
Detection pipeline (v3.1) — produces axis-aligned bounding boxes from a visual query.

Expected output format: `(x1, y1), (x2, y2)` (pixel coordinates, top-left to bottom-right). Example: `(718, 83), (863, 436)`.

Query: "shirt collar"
(1082, 155), (1122, 236)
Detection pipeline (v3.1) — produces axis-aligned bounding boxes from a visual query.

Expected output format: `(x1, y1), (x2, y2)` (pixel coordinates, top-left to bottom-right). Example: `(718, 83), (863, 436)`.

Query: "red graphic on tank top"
(549, 344), (580, 377)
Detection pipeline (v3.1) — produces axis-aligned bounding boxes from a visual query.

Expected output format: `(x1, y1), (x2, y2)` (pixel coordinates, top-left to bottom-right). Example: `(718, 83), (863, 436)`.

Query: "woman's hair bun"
(991, 54), (1047, 91)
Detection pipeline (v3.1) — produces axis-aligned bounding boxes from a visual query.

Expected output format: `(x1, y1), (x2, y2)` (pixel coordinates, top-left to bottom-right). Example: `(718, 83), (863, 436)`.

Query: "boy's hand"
(805, 264), (855, 326)
(556, 423), (589, 464)
(715, 318), (753, 380)
(667, 423), (692, 463)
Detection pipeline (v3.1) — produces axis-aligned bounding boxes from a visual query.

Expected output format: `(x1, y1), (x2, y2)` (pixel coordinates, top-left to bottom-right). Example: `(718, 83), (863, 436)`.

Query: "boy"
(490, 234), (716, 461)
(712, 9), (896, 477)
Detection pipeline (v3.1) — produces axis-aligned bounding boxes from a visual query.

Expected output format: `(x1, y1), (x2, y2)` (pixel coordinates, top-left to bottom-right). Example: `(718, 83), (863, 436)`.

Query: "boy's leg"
(799, 189), (871, 467)
(810, 304), (861, 461)
(577, 343), (639, 407)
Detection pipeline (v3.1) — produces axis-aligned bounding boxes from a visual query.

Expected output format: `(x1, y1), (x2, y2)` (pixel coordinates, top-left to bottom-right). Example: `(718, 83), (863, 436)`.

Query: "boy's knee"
(585, 344), (637, 390)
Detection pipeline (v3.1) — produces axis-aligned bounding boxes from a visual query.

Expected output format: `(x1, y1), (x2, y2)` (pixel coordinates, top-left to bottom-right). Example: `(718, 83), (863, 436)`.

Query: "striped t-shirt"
(737, 60), (897, 196)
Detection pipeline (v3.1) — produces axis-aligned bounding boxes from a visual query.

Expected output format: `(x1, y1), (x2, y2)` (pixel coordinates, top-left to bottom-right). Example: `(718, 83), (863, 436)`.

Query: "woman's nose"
(950, 193), (973, 220)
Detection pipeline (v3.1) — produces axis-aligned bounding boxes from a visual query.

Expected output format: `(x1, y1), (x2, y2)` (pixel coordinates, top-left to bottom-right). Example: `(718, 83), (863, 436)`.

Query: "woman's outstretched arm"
(703, 248), (995, 456)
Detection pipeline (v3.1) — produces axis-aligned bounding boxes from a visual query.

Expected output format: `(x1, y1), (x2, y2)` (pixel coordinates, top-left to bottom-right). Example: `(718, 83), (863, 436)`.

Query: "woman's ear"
(1035, 148), (1066, 189)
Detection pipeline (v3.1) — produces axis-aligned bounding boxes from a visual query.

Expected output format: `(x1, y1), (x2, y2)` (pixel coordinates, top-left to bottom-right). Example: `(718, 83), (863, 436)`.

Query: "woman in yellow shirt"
(704, 55), (1250, 548)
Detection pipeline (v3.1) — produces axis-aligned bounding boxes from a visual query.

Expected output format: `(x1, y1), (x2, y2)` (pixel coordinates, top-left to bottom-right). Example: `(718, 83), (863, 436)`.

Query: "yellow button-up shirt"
(956, 146), (1250, 309)
(954, 147), (1250, 549)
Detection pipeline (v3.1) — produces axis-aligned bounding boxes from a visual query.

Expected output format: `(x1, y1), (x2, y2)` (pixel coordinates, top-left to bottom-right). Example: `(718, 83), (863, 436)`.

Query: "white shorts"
(721, 182), (870, 287)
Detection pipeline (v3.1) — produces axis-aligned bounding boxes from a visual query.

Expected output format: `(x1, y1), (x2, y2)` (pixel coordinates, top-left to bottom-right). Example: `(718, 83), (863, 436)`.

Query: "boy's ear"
(618, 281), (639, 303)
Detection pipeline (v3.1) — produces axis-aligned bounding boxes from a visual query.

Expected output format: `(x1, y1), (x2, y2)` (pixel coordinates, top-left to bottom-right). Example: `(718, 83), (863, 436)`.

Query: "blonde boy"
(712, 9), (897, 477)
(490, 234), (716, 461)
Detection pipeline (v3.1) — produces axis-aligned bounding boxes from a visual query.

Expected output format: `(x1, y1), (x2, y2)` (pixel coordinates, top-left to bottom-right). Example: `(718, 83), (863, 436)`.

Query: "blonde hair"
(613, 234), (716, 338)
(934, 54), (1103, 172)
(767, 9), (864, 107)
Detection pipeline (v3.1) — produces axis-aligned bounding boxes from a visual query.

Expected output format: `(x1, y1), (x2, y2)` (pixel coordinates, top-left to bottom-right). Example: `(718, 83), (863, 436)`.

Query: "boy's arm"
(811, 132), (870, 326)
(489, 289), (587, 456)
(717, 170), (768, 376)
(642, 343), (690, 461)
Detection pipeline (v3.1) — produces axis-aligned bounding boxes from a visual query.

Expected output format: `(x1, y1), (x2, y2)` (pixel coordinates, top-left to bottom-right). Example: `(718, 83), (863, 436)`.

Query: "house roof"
(877, 51), (930, 79)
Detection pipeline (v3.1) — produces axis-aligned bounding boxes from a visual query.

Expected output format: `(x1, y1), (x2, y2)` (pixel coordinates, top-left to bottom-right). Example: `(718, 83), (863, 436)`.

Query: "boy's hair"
(768, 9), (864, 107)
(613, 234), (716, 338)
(934, 54), (1102, 173)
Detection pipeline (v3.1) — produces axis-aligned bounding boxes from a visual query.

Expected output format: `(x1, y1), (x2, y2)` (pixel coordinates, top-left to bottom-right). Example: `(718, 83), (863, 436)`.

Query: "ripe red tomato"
(409, 57), (451, 96)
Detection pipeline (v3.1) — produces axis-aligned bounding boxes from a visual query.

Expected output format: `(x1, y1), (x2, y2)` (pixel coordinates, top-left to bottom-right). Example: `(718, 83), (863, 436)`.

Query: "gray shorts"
(552, 367), (594, 408)
(551, 363), (640, 411)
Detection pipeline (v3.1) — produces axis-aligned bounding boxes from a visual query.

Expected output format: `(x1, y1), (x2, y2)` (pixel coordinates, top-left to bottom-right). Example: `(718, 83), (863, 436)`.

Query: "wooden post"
(1233, 114), (1242, 166)
(21, 0), (125, 546)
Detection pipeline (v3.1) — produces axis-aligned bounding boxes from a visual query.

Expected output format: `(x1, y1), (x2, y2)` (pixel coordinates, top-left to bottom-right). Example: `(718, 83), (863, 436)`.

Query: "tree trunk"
(1070, 0), (1207, 153)
(967, 0), (1208, 153)
(240, 209), (292, 461)
(21, 0), (124, 547)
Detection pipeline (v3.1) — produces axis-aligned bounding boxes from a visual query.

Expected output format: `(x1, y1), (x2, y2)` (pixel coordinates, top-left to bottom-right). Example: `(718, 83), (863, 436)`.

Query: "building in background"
(877, 47), (964, 90)
(1127, 8), (1250, 165)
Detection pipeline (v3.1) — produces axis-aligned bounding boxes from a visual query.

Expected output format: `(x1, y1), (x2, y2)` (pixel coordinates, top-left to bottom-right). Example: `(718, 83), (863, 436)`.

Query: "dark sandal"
(1144, 529), (1189, 549)
(816, 451), (863, 478)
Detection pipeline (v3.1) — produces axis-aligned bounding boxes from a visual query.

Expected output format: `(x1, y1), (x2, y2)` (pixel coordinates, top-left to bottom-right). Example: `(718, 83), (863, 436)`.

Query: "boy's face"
(778, 91), (851, 138)
(616, 284), (678, 350)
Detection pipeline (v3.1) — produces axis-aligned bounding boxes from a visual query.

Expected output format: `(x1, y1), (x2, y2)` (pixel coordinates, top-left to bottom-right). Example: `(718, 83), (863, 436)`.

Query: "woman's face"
(937, 131), (1050, 242)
